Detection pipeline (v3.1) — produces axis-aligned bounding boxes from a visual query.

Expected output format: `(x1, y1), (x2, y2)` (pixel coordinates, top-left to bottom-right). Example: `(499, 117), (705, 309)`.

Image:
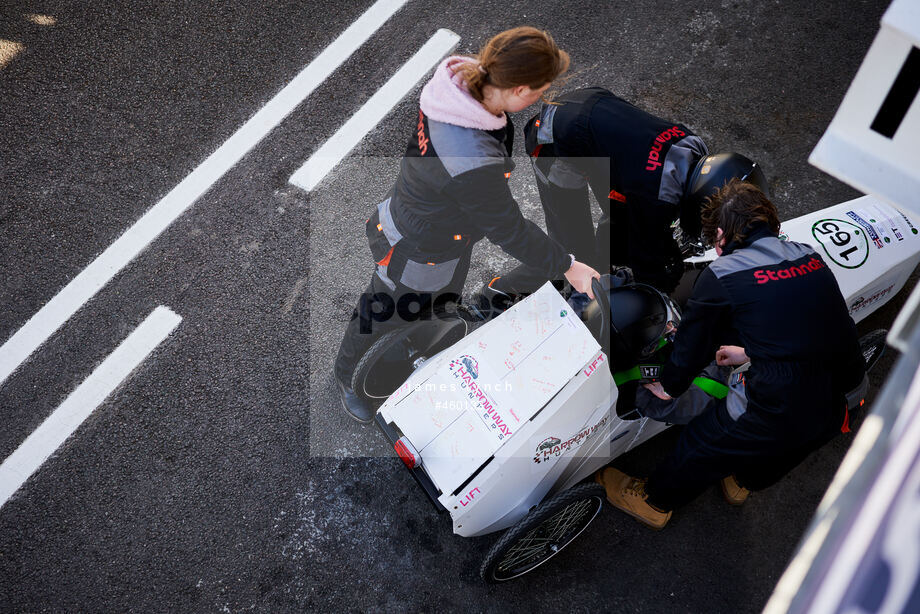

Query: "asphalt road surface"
(1, 0), (912, 612)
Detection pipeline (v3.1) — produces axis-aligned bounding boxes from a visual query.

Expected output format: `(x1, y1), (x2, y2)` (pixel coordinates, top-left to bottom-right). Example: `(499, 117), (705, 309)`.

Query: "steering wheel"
(591, 275), (612, 362)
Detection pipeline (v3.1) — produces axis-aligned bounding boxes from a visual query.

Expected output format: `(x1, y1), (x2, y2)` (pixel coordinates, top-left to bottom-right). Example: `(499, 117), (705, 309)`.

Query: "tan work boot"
(596, 467), (671, 530)
(721, 474), (750, 505)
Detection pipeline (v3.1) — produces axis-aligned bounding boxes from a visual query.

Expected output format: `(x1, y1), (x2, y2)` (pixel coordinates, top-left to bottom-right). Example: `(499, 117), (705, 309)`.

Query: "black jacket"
(525, 88), (708, 209)
(661, 226), (865, 436)
(373, 109), (571, 281)
(522, 88), (709, 290)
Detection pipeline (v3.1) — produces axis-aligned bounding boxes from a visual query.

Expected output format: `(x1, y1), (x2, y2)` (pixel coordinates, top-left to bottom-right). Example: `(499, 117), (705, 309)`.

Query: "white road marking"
(0, 306), (182, 510)
(289, 28), (460, 192)
(0, 0), (408, 387)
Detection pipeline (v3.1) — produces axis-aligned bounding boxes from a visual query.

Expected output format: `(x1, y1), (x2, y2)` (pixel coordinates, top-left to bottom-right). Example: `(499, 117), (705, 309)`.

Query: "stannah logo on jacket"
(754, 257), (826, 284)
(417, 110), (429, 155)
(646, 126), (686, 171)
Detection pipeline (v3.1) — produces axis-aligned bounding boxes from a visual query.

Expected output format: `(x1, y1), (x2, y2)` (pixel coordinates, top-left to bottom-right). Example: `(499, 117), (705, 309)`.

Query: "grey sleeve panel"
(708, 238), (817, 279)
(427, 119), (506, 177)
(377, 197), (403, 246)
(726, 362), (750, 421)
(658, 135), (709, 204)
(375, 265), (397, 291)
(536, 104), (558, 144)
(546, 157), (588, 189)
(531, 156), (550, 184)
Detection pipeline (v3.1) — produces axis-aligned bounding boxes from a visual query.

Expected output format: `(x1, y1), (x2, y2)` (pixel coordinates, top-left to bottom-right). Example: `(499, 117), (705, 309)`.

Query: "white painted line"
(0, 306), (182, 510)
(0, 0), (408, 387)
(289, 28), (460, 192)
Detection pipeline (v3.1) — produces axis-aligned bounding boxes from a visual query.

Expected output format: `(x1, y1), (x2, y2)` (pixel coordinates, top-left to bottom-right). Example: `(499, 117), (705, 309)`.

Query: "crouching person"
(597, 179), (866, 530)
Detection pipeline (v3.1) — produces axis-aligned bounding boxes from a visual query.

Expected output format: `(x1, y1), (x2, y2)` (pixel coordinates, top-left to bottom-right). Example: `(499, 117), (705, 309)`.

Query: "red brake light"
(394, 437), (420, 469)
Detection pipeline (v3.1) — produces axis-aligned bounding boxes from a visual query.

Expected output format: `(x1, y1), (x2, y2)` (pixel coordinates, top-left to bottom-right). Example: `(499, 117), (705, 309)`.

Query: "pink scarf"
(419, 56), (507, 131)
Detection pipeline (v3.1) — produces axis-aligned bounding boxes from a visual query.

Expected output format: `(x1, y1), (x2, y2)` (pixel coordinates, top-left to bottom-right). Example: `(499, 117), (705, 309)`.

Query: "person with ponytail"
(334, 27), (600, 423)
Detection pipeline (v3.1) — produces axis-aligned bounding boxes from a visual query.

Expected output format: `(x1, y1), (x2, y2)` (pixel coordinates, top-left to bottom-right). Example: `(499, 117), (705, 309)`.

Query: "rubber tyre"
(480, 482), (606, 583)
(350, 315), (469, 405)
(858, 329), (887, 373)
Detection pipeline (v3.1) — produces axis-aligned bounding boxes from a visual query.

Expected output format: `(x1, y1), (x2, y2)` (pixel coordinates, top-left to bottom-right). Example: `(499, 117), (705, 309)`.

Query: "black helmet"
(581, 277), (680, 370)
(607, 283), (680, 372)
(680, 152), (768, 238)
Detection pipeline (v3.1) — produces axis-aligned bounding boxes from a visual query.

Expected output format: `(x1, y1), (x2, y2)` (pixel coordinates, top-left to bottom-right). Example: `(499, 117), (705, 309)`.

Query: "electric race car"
(359, 195), (920, 582)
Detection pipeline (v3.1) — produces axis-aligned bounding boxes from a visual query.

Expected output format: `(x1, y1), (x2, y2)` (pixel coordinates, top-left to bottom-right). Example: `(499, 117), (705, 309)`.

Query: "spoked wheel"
(858, 329), (888, 373)
(351, 315), (470, 404)
(480, 483), (606, 583)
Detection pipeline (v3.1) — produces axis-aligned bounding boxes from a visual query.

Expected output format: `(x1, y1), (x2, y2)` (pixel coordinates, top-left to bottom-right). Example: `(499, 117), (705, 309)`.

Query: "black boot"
(335, 378), (374, 424)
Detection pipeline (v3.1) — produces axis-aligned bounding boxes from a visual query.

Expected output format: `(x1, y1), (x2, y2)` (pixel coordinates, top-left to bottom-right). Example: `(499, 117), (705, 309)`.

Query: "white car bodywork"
(378, 195), (920, 538)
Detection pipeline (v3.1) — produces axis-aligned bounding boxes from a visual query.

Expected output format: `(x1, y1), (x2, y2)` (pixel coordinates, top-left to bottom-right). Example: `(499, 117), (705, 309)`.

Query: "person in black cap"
(480, 87), (767, 313)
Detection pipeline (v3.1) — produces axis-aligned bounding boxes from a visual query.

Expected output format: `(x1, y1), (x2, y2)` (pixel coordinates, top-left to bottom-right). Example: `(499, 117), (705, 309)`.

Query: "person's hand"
(643, 381), (672, 401)
(716, 345), (749, 366)
(564, 260), (601, 299)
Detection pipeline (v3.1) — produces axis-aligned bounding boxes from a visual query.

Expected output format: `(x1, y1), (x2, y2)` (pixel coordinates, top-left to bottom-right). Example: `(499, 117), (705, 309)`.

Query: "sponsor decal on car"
(533, 415), (609, 464)
(583, 353), (606, 378)
(536, 436), (561, 452)
(899, 211), (919, 235)
(458, 486), (481, 508)
(811, 219), (869, 269)
(849, 283), (895, 316)
(448, 356), (511, 439)
(450, 355), (479, 379)
(847, 211), (885, 249)
(852, 204), (914, 245)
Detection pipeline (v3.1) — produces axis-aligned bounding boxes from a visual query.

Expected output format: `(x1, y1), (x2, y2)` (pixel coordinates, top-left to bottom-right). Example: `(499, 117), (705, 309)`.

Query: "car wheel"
(480, 482), (605, 583)
(351, 315), (469, 405)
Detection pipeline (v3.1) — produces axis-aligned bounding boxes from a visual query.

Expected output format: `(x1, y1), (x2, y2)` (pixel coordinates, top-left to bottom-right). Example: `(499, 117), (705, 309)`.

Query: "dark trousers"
(610, 200), (683, 294)
(491, 204), (682, 297)
(535, 178), (610, 272)
(334, 247), (471, 385)
(644, 393), (843, 512)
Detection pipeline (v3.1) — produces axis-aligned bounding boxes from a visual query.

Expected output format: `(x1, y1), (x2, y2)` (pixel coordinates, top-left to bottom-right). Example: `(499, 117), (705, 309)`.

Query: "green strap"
(613, 366), (641, 387)
(613, 369), (730, 401)
(692, 376), (729, 399)
(611, 339), (669, 387)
